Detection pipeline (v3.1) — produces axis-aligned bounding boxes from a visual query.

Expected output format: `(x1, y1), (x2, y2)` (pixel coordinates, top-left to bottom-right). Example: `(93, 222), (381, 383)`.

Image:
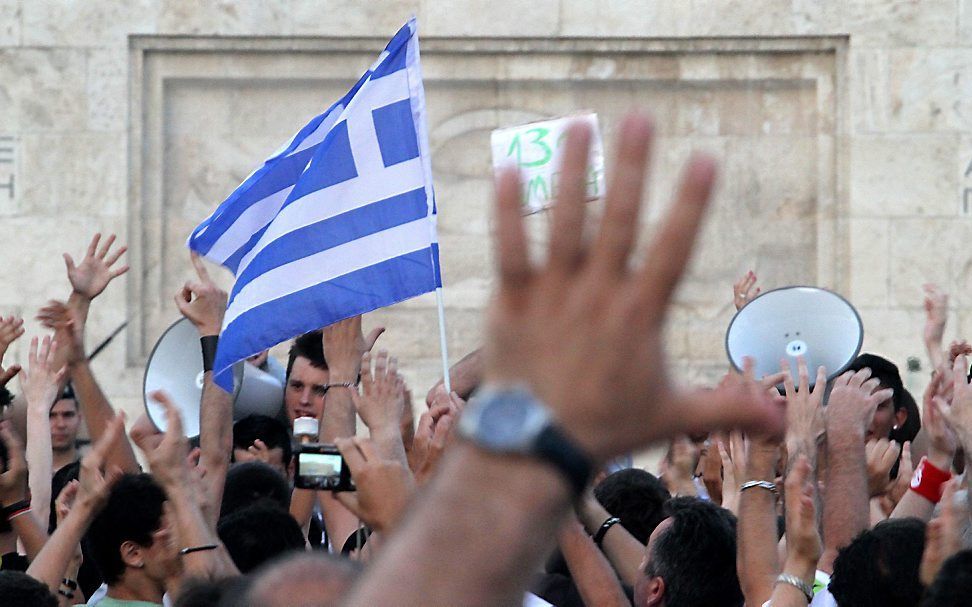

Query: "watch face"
(470, 389), (550, 452)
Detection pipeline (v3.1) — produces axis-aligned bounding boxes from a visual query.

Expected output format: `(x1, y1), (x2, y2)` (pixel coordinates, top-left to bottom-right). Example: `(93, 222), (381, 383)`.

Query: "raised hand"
(923, 284), (948, 367)
(783, 455), (822, 568)
(919, 479), (966, 585)
(175, 253), (227, 337)
(0, 422), (27, 506)
(486, 115), (783, 460)
(922, 372), (957, 468)
(36, 300), (86, 366)
(334, 436), (416, 532)
(322, 315), (385, 383)
(782, 356), (826, 467)
(825, 368), (895, 436)
(64, 233), (129, 301)
(411, 405), (456, 485)
(19, 336), (66, 410)
(352, 350), (406, 434)
(132, 391), (191, 488)
(733, 270), (761, 311)
(865, 438), (901, 498)
(937, 354), (972, 451)
(0, 315), (24, 362)
(77, 414), (126, 511)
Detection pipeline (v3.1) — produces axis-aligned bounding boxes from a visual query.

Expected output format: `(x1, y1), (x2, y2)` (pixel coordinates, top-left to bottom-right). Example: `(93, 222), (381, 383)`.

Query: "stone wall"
(0, 1), (967, 439)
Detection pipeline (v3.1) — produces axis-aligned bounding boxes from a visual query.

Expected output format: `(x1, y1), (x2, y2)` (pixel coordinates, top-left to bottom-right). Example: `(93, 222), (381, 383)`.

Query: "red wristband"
(909, 456), (951, 503)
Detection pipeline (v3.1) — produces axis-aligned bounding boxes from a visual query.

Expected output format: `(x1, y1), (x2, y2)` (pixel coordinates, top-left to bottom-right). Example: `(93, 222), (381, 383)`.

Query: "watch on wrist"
(457, 384), (593, 496)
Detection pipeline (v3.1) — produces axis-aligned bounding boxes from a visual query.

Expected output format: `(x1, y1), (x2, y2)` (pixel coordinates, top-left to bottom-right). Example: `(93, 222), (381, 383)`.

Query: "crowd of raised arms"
(1, 113), (972, 607)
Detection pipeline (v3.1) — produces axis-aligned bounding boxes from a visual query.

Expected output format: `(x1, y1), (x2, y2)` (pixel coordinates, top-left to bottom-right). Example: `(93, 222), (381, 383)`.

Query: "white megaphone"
(726, 286), (863, 387)
(143, 318), (285, 436)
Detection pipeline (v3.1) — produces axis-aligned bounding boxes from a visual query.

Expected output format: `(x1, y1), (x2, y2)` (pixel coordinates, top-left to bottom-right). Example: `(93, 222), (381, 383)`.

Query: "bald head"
(244, 552), (360, 607)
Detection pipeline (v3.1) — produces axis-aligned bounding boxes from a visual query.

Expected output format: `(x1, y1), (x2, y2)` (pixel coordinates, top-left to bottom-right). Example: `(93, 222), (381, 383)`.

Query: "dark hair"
(286, 330), (327, 378)
(0, 438), (9, 534)
(218, 501), (305, 573)
(232, 415), (293, 465)
(594, 468), (671, 544)
(644, 497), (742, 607)
(829, 517), (926, 607)
(86, 474), (167, 585)
(0, 571), (58, 607)
(174, 576), (248, 607)
(921, 549), (972, 606)
(847, 353), (921, 442)
(60, 383), (77, 402)
(220, 461), (292, 518)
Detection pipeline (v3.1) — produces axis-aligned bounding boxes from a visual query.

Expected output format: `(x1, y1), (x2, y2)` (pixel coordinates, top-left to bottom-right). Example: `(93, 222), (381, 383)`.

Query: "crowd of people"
(0, 113), (970, 606)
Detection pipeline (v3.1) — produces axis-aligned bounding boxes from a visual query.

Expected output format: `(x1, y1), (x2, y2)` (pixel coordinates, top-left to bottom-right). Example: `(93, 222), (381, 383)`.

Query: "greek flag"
(188, 18), (441, 391)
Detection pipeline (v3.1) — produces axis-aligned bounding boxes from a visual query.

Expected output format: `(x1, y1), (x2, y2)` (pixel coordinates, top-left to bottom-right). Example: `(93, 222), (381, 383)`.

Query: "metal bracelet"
(775, 573), (813, 603)
(739, 480), (778, 494)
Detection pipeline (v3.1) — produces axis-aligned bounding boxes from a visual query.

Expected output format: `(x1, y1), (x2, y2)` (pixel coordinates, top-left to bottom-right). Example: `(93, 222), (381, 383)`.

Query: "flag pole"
(435, 287), (451, 393)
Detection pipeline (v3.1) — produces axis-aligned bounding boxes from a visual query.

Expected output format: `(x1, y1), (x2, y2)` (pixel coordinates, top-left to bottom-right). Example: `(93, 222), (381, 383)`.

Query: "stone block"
(420, 0), (561, 37)
(844, 0), (958, 48)
(0, 0), (19, 46)
(18, 132), (127, 217)
(87, 48), (127, 132)
(21, 0), (158, 47)
(0, 48), (87, 133)
(847, 218), (890, 308)
(850, 134), (959, 217)
(887, 218), (962, 309)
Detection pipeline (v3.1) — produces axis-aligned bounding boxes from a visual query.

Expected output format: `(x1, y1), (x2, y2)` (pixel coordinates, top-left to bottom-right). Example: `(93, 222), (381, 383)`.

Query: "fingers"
(796, 356), (810, 392)
(590, 113), (653, 274)
(781, 358), (795, 397)
(150, 390), (185, 439)
(547, 120), (593, 272)
(105, 243), (128, 268)
(637, 152), (717, 316)
(811, 365), (827, 395)
(63, 253), (76, 273)
(97, 233), (116, 260)
(677, 383), (785, 440)
(0, 365), (20, 386)
(86, 233), (100, 259)
(494, 165), (531, 288)
(364, 327), (385, 352)
(360, 351), (373, 390)
(336, 437), (365, 471)
(190, 251), (211, 282)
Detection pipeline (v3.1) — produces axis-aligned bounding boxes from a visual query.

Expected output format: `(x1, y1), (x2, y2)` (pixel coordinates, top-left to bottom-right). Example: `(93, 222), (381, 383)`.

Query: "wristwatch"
(458, 385), (593, 496)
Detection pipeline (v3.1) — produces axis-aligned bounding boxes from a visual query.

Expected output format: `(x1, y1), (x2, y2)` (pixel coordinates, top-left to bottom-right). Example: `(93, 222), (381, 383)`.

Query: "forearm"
(578, 495), (644, 587)
(10, 509), (48, 560)
(198, 374), (232, 528)
(768, 555), (816, 607)
(369, 424), (409, 468)
(319, 386), (359, 547)
(558, 519), (629, 607)
(891, 447), (950, 522)
(70, 362), (138, 472)
(820, 427), (868, 573)
(27, 505), (94, 592)
(25, 408), (53, 527)
(344, 444), (571, 607)
(164, 484), (237, 580)
(737, 449), (781, 605)
(447, 348), (483, 398)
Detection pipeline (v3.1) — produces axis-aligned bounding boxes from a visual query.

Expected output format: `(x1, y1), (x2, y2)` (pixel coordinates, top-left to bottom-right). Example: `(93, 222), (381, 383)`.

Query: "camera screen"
(299, 452), (342, 477)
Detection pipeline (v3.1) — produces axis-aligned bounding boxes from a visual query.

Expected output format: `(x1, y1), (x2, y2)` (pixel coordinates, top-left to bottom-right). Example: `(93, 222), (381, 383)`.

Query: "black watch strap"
(535, 424), (594, 497)
(200, 336), (218, 372)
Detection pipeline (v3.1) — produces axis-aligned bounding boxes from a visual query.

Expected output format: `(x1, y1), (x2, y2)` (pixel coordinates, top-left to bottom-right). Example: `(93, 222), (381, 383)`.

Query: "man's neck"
(52, 447), (78, 472)
(107, 574), (165, 605)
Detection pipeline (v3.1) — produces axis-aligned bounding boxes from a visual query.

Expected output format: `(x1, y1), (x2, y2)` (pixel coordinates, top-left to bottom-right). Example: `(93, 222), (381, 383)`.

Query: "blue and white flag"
(188, 18), (441, 391)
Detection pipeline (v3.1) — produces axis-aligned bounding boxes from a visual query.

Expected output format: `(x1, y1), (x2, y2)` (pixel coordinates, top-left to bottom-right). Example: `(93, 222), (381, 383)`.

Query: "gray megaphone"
(726, 286), (864, 387)
(142, 317), (285, 435)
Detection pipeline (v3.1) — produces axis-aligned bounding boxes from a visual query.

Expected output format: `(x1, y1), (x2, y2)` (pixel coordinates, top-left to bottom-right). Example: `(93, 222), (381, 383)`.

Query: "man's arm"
(318, 316), (382, 550)
(0, 422), (47, 560)
(576, 491), (645, 587)
(174, 253), (231, 529)
(819, 370), (892, 573)
(343, 115), (784, 606)
(736, 440), (782, 605)
(26, 415), (126, 594)
(557, 517), (630, 607)
(39, 301), (139, 473)
(22, 336), (66, 528)
(426, 347), (483, 405)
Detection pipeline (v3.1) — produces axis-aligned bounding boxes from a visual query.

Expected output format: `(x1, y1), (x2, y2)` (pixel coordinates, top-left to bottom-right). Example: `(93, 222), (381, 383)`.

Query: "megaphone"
(725, 286), (863, 387)
(143, 318), (285, 436)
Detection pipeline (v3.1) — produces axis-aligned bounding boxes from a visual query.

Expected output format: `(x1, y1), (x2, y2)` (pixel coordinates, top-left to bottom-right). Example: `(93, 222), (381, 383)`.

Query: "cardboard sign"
(490, 113), (605, 215)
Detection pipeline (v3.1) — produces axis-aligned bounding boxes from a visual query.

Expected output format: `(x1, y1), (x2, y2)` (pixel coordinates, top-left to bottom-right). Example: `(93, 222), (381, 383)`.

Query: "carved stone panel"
(130, 36), (843, 389)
